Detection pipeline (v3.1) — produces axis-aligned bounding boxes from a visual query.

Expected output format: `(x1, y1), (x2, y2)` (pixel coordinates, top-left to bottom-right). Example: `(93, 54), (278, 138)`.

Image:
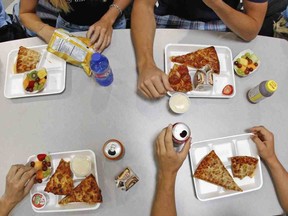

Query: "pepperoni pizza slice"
(231, 156), (258, 179)
(59, 174), (102, 205)
(194, 150), (242, 192)
(44, 159), (74, 195)
(168, 64), (193, 92)
(170, 46), (220, 74)
(16, 46), (41, 73)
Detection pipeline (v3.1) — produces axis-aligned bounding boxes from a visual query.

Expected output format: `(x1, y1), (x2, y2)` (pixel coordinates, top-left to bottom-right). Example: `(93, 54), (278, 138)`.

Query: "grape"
(30, 161), (35, 167)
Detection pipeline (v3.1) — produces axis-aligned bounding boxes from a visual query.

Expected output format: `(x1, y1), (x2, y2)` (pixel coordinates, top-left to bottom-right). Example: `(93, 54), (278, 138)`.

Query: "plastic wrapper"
(115, 167), (139, 191)
(47, 29), (94, 76)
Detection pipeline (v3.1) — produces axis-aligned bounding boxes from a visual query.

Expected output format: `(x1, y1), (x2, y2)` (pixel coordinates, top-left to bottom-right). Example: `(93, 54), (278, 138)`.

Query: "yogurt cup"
(71, 155), (92, 177)
(169, 93), (190, 114)
(31, 192), (47, 210)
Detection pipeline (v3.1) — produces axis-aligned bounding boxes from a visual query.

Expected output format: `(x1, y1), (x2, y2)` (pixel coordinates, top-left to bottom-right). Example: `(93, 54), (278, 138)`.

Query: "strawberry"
(37, 154), (47, 161)
(222, 85), (234, 96)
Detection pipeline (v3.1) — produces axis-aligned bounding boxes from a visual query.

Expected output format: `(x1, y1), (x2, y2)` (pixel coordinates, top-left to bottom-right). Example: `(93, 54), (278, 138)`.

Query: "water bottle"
(247, 80), (277, 103)
(90, 53), (113, 86)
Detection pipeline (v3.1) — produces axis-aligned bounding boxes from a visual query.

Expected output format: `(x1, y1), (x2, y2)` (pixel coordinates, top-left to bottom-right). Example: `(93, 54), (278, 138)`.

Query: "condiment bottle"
(247, 80), (277, 103)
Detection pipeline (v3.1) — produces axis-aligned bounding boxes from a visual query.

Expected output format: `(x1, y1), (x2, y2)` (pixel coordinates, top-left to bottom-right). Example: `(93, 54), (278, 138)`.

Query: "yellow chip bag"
(47, 29), (94, 76)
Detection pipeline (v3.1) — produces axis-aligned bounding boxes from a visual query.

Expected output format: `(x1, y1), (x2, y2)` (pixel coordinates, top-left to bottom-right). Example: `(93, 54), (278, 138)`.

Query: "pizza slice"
(59, 174), (102, 205)
(170, 46), (220, 74)
(16, 46), (41, 73)
(231, 156), (259, 179)
(168, 64), (193, 92)
(194, 150), (242, 192)
(44, 159), (74, 195)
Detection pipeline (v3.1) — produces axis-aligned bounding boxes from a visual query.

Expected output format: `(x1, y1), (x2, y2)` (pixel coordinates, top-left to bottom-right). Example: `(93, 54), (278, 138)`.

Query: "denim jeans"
(56, 14), (126, 32)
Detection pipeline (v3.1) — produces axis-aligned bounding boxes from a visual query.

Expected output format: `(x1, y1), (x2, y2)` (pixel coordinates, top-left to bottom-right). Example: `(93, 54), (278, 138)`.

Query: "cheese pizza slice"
(16, 46), (41, 73)
(231, 156), (258, 179)
(170, 46), (220, 74)
(44, 159), (74, 195)
(194, 150), (242, 192)
(168, 64), (193, 92)
(59, 174), (102, 205)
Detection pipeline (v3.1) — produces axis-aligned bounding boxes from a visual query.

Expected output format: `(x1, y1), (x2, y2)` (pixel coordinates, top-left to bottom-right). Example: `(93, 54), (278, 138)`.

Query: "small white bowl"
(71, 155), (92, 177)
(233, 49), (260, 77)
(169, 93), (191, 114)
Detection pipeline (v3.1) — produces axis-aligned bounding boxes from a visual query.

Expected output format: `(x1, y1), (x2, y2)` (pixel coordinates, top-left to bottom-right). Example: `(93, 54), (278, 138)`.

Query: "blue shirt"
(155, 0), (268, 22)
(0, 0), (11, 28)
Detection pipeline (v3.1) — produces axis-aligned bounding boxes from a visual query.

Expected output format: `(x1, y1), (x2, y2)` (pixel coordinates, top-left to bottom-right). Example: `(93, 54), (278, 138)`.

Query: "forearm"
(19, 13), (55, 42)
(266, 157), (288, 213)
(131, 0), (157, 72)
(151, 172), (177, 216)
(101, 0), (132, 25)
(0, 197), (15, 216)
(208, 1), (267, 41)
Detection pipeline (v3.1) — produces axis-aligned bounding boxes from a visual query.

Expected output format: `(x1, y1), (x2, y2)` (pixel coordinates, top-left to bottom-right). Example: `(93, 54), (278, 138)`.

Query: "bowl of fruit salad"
(233, 49), (260, 77)
(23, 68), (47, 93)
(30, 154), (52, 183)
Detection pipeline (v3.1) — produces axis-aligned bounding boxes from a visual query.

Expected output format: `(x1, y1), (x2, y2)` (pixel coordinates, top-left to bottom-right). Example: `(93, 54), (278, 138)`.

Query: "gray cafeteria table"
(0, 29), (288, 216)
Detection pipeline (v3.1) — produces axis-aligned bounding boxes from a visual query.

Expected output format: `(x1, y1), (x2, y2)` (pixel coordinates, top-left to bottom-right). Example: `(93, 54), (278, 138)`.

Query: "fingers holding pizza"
(137, 65), (174, 99)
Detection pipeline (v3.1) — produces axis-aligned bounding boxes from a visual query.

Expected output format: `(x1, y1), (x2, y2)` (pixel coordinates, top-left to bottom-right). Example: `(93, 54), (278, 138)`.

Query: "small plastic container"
(71, 155), (92, 177)
(169, 93), (190, 114)
(31, 192), (47, 210)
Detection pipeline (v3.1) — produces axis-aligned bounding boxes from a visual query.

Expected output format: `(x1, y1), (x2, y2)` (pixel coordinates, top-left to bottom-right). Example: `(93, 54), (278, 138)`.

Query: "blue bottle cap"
(92, 52), (106, 62)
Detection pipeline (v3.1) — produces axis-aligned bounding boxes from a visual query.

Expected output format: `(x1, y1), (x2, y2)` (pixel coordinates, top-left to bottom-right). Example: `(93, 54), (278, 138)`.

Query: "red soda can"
(103, 139), (125, 160)
(172, 122), (191, 145)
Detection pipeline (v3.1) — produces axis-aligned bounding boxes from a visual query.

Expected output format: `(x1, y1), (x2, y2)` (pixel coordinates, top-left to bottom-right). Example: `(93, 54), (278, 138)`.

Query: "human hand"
(156, 124), (191, 178)
(250, 126), (277, 163)
(86, 18), (113, 53)
(1, 165), (37, 208)
(138, 65), (174, 99)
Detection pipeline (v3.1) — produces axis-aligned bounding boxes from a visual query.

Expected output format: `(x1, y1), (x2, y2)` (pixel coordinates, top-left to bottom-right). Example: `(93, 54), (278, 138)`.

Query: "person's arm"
(251, 126), (288, 213)
(19, 0), (55, 43)
(131, 0), (174, 99)
(0, 165), (36, 216)
(203, 0), (268, 41)
(86, 0), (131, 52)
(151, 125), (191, 216)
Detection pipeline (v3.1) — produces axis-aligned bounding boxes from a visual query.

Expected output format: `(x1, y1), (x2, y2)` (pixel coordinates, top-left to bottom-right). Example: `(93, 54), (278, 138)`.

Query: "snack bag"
(47, 29), (94, 76)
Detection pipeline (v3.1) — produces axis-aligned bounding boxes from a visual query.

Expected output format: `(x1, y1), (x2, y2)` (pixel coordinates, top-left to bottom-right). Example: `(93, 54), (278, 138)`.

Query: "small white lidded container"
(169, 92), (190, 114)
(71, 155), (92, 177)
(31, 192), (47, 210)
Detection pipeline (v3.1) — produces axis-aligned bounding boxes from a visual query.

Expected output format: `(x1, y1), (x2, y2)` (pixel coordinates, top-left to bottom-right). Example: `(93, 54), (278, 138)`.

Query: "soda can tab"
(115, 167), (139, 191)
(103, 139), (125, 160)
(193, 65), (214, 91)
(172, 122), (191, 145)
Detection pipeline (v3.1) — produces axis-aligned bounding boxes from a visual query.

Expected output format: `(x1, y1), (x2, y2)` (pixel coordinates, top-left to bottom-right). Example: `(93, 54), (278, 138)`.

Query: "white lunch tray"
(189, 133), (262, 201)
(27, 150), (100, 213)
(165, 44), (236, 98)
(4, 45), (66, 99)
